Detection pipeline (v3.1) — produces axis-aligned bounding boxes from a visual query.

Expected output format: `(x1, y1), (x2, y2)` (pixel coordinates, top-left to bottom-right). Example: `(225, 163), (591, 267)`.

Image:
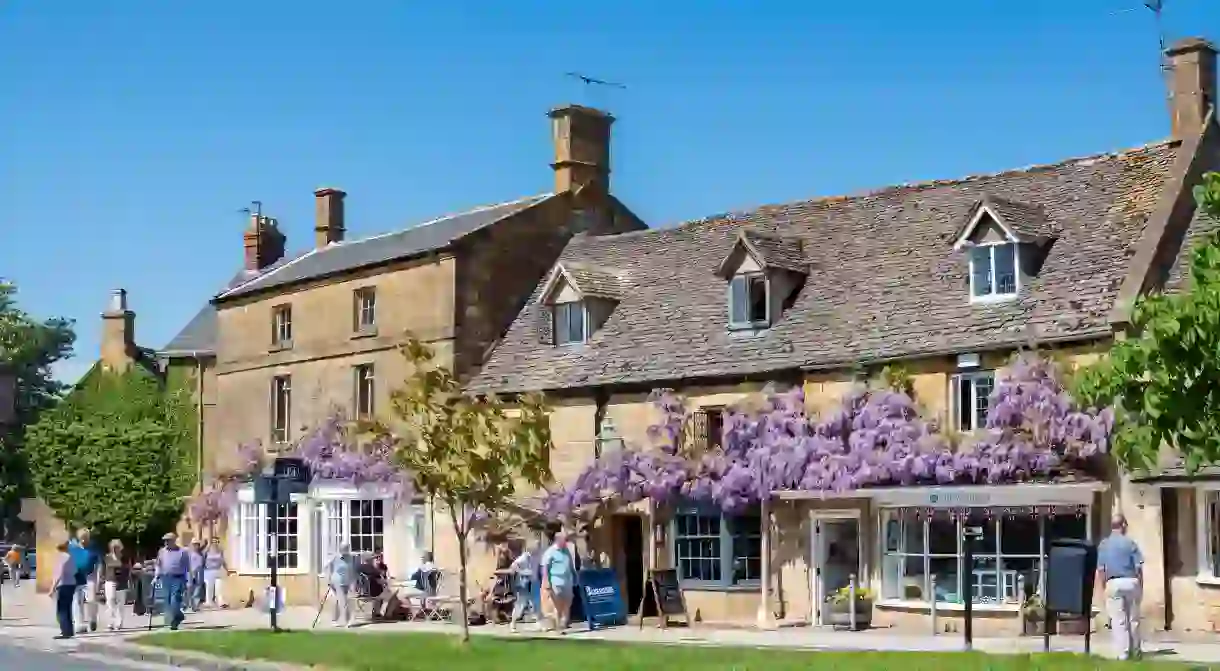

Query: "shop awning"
(771, 481), (1107, 507)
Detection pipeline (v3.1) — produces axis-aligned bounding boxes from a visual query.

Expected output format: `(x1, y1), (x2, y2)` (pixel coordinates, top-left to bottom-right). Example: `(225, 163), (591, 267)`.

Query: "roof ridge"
(345, 192), (553, 247)
(574, 139), (1180, 246)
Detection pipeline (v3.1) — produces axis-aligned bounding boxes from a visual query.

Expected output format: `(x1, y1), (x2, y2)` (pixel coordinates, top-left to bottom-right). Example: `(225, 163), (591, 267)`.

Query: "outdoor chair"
(352, 572), (378, 619)
(421, 570), (465, 622)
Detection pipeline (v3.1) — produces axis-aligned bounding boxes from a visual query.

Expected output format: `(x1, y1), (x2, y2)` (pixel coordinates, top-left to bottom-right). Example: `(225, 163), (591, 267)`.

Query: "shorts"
(549, 582), (573, 598)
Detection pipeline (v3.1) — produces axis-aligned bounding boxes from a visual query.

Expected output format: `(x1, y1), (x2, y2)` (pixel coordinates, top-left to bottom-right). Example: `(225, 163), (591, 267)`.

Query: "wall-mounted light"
(594, 416), (626, 459)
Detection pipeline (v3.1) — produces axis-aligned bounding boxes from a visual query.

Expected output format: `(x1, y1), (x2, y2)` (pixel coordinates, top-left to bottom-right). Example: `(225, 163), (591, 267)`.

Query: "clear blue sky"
(1, 1), (1215, 383)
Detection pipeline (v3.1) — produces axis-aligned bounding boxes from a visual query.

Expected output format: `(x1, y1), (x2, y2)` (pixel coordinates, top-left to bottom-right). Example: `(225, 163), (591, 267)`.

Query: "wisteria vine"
(543, 353), (1115, 520)
(187, 414), (412, 526)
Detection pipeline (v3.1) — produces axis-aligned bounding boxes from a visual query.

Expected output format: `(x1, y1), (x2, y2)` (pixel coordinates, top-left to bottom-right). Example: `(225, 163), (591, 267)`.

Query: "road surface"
(0, 640), (170, 670)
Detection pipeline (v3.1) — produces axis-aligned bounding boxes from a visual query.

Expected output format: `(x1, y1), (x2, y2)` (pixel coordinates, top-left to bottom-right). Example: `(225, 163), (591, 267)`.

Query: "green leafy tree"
(23, 368), (196, 550)
(1076, 172), (1220, 472)
(0, 280), (75, 536)
(377, 334), (552, 643)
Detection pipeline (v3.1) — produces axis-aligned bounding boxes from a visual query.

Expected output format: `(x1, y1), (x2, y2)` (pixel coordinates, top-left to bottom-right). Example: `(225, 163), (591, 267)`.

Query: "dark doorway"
(618, 515), (646, 615)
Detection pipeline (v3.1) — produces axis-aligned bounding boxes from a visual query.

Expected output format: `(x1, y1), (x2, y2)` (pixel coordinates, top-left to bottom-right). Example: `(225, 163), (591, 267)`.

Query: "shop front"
(775, 481), (1107, 634)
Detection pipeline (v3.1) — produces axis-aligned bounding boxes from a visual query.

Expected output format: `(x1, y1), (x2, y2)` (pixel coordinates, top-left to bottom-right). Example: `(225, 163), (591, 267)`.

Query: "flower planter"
(1023, 616), (1046, 636)
(824, 599), (873, 630)
(1057, 614), (1089, 635)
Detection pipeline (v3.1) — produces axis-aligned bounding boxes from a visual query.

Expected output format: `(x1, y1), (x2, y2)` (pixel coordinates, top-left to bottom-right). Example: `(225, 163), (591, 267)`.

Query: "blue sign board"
(577, 568), (626, 630)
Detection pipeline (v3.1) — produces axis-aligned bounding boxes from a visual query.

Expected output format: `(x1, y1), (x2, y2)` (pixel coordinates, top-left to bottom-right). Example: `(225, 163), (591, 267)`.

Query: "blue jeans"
(185, 569), (204, 610)
(55, 585), (75, 637)
(161, 575), (186, 629)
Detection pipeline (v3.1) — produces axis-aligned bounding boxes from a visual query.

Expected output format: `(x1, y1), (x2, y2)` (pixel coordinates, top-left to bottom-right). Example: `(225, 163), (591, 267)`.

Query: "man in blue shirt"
(154, 532), (191, 630)
(541, 531), (575, 634)
(1096, 514), (1144, 661)
(67, 528), (100, 634)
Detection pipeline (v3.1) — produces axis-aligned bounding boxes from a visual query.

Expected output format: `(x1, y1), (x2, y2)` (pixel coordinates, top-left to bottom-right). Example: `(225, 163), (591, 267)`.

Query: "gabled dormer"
(716, 230), (807, 331)
(951, 195), (1057, 303)
(537, 262), (627, 345)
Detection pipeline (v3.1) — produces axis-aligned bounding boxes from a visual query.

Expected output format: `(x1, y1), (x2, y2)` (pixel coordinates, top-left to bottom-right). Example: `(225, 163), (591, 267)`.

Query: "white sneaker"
(344, 620), (354, 628)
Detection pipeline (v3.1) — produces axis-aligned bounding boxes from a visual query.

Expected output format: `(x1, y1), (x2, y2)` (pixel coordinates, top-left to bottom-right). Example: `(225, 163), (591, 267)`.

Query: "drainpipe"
(196, 359), (205, 491)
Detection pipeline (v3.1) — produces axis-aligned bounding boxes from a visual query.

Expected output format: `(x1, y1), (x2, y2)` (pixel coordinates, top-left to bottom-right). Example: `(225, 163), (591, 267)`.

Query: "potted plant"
(1021, 595), (1046, 636)
(824, 585), (874, 630)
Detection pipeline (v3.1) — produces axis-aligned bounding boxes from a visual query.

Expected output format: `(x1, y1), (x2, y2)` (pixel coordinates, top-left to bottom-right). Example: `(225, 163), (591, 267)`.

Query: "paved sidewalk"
(4, 582), (1220, 668)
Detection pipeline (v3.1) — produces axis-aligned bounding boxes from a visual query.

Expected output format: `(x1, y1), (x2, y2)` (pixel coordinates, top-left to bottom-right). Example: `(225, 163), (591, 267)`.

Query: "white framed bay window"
(322, 498), (387, 558)
(233, 497), (306, 575)
(880, 508), (1089, 608)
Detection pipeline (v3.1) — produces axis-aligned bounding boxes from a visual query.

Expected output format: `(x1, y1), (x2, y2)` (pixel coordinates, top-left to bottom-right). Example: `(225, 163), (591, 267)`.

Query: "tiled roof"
(739, 230), (807, 273)
(471, 141), (1180, 393)
(981, 195), (1059, 240)
(218, 194), (553, 300)
(161, 194), (555, 355)
(560, 263), (630, 300)
(161, 264), (298, 356)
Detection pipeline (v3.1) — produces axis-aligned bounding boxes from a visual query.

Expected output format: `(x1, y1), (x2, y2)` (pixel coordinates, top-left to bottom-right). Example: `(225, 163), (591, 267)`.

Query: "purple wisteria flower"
(543, 354), (1114, 520)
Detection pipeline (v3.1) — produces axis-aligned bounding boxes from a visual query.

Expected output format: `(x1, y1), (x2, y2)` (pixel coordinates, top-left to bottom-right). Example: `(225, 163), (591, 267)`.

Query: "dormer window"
(554, 301), (588, 345)
(716, 230), (806, 332)
(969, 242), (1019, 300)
(729, 273), (769, 328)
(953, 196), (1057, 304)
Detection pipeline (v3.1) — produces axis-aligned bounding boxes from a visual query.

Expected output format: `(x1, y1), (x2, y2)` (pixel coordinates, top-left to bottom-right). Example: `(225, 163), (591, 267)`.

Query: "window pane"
(730, 515), (761, 584)
(928, 516), (958, 604)
(348, 499), (386, 555)
(1209, 495), (1220, 576)
(1000, 515), (1040, 605)
(729, 277), (748, 324)
(964, 514), (999, 605)
(674, 513), (722, 583)
(994, 244), (1017, 294)
(748, 276), (768, 323)
(957, 376), (974, 431)
(970, 246), (992, 297)
(554, 303), (573, 344)
(568, 302), (585, 342)
(973, 373), (995, 430)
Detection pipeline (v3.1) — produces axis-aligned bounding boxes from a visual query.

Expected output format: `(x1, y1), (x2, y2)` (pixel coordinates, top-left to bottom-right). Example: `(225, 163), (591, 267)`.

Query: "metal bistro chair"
(421, 570), (465, 622)
(351, 571), (378, 619)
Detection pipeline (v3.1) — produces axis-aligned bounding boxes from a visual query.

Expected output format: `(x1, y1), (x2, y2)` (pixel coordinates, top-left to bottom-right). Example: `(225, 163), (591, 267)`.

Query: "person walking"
(327, 544), (356, 627)
(153, 532), (190, 631)
(185, 540), (205, 612)
(101, 539), (130, 631)
(68, 527), (100, 634)
(4, 544), (22, 588)
(1097, 514), (1145, 661)
(540, 531), (575, 634)
(508, 544), (540, 633)
(201, 539), (230, 609)
(49, 541), (77, 640)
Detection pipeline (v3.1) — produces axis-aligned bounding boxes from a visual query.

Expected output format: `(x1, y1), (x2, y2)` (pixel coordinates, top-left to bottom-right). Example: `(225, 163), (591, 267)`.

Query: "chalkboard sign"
(638, 569), (690, 629)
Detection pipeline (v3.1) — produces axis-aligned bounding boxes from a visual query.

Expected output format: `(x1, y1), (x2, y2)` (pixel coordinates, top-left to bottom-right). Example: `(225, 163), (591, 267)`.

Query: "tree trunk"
(450, 506), (471, 644)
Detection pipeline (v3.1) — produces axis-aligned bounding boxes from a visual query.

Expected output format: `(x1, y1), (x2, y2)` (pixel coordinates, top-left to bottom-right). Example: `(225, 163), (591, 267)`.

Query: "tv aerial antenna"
(238, 200), (264, 222)
(566, 72), (626, 110)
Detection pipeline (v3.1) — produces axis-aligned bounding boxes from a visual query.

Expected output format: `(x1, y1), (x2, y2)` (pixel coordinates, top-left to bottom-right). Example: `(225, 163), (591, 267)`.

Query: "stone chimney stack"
(1167, 37), (1217, 140)
(314, 187), (347, 248)
(100, 289), (135, 372)
(243, 213), (286, 272)
(549, 105), (614, 194)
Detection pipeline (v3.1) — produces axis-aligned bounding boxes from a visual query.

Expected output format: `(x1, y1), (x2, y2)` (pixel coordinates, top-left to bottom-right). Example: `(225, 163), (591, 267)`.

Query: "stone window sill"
(350, 330), (378, 340)
(1195, 574), (1220, 587)
(269, 341), (293, 353)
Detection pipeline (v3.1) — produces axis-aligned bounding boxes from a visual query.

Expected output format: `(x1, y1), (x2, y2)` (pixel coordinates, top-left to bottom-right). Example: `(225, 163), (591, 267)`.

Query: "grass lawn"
(136, 630), (1210, 671)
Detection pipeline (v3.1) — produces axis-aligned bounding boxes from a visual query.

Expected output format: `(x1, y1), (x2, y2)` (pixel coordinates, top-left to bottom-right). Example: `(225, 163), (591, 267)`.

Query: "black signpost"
(962, 523), (985, 651)
(254, 457), (310, 632)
